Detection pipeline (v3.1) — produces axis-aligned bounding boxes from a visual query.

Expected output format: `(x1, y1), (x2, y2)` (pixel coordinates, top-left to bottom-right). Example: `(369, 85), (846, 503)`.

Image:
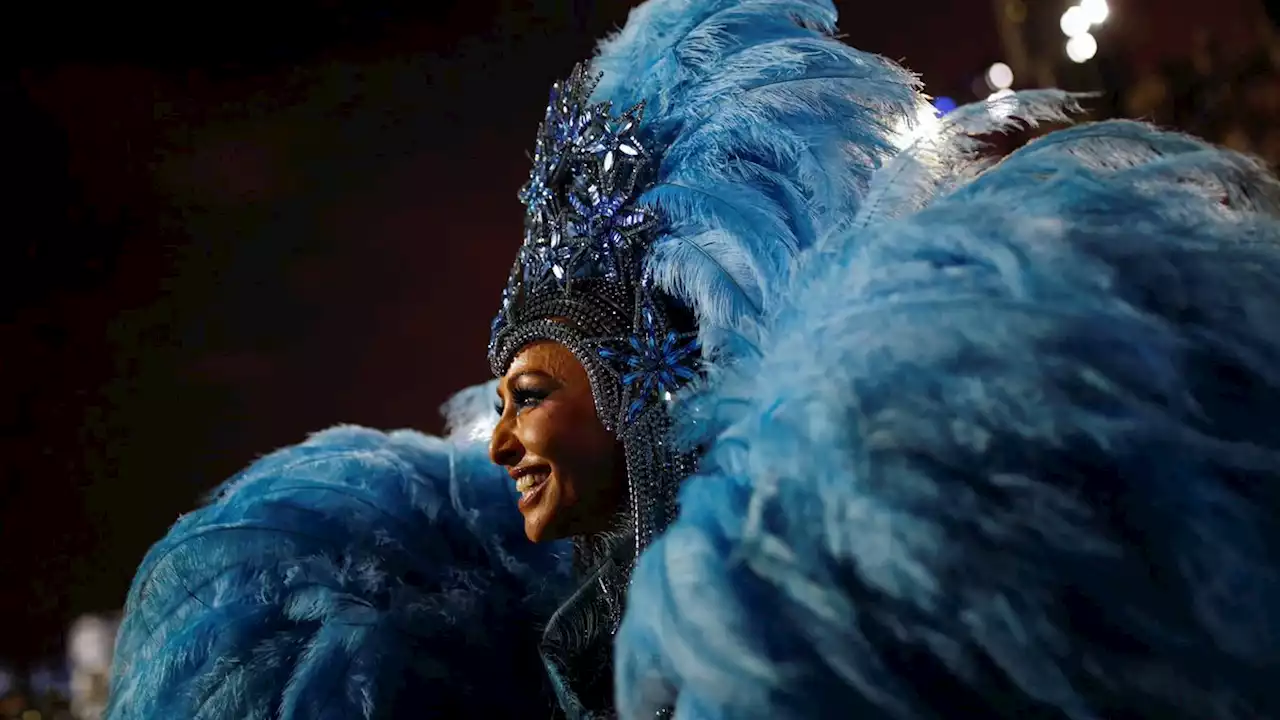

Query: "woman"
(108, 1), (1280, 718)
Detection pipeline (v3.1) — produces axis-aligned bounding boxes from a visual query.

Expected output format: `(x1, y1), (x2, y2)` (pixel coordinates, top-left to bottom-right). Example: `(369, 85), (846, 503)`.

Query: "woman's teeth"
(516, 474), (547, 493)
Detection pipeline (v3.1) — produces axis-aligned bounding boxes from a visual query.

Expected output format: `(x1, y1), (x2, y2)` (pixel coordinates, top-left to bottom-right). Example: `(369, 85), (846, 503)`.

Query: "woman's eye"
(512, 388), (547, 410)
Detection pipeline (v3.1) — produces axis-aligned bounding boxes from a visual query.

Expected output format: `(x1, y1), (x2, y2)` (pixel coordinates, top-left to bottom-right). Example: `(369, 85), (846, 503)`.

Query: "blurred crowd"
(0, 673), (74, 720)
(1121, 29), (1280, 166)
(1, 615), (113, 720)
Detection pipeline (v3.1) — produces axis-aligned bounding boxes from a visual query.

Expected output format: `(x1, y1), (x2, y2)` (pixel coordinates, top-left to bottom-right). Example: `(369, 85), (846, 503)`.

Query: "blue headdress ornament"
(490, 63), (696, 437)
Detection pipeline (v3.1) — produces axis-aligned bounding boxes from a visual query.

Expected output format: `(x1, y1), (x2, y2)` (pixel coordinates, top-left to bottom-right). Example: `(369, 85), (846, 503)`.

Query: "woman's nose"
(489, 415), (524, 468)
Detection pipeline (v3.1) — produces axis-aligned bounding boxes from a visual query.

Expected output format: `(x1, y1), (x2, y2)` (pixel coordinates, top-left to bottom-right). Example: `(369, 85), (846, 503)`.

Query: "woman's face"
(491, 340), (627, 543)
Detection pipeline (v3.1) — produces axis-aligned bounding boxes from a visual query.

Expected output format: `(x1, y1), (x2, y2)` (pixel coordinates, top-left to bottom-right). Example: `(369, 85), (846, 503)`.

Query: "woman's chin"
(523, 518), (545, 543)
(524, 519), (568, 543)
(521, 505), (560, 543)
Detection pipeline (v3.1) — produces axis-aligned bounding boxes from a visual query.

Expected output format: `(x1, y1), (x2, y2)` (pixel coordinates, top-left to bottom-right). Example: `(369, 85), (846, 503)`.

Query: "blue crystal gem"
(598, 302), (700, 423)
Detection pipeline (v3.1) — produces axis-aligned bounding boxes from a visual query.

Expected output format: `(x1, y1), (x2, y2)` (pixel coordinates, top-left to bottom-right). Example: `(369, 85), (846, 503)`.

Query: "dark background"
(3, 0), (1268, 667)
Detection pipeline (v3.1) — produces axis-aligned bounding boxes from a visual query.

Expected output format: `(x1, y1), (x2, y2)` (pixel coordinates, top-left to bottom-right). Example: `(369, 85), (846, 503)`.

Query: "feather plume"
(441, 379), (500, 443)
(587, 0), (927, 359)
(849, 90), (1086, 238)
(618, 122), (1280, 719)
(987, 120), (1280, 216)
(108, 427), (571, 719)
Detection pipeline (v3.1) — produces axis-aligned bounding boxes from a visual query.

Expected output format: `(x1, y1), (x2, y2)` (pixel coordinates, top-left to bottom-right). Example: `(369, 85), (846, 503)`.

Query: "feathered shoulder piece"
(616, 118), (1280, 718)
(107, 422), (570, 719)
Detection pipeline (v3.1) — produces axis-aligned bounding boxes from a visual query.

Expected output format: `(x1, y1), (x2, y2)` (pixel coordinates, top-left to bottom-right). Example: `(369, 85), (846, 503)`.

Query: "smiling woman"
(491, 340), (627, 543)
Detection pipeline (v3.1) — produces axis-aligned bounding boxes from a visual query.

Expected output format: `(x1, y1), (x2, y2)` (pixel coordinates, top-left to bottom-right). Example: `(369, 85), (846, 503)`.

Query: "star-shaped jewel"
(555, 105), (589, 146)
(597, 304), (700, 423)
(519, 165), (553, 209)
(583, 111), (644, 172)
(544, 230), (597, 286)
(569, 186), (627, 235)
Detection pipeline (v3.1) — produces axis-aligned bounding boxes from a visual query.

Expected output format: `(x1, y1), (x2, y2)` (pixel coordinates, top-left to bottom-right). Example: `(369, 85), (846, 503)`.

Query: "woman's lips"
(516, 473), (550, 510)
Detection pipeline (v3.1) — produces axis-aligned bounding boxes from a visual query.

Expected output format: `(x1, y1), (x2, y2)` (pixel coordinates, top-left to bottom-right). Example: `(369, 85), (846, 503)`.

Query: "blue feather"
(588, 0), (926, 360)
(440, 379), (501, 443)
(617, 122), (1280, 718)
(108, 427), (572, 719)
(850, 89), (1085, 236)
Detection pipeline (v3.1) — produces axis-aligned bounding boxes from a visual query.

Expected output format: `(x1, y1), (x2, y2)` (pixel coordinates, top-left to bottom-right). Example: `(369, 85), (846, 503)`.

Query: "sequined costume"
(107, 1), (1280, 719)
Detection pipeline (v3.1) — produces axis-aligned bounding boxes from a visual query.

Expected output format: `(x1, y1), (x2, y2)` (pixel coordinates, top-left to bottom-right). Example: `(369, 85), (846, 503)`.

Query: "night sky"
(4, 0), (1259, 664)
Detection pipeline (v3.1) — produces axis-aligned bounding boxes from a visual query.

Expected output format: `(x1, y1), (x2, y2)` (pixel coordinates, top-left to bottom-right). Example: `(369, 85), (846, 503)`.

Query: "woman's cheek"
(528, 400), (583, 458)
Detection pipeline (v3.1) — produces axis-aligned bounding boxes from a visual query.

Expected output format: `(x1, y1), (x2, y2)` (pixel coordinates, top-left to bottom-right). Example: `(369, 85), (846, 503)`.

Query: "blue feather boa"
(107, 426), (571, 719)
(616, 122), (1280, 719)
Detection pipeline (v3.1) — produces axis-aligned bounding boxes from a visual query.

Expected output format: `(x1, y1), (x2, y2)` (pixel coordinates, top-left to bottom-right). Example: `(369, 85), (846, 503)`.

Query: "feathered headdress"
(487, 0), (927, 554)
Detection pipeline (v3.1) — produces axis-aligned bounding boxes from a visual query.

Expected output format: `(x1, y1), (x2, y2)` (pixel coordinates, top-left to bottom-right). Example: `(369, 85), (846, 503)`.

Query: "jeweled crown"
(488, 64), (699, 434)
